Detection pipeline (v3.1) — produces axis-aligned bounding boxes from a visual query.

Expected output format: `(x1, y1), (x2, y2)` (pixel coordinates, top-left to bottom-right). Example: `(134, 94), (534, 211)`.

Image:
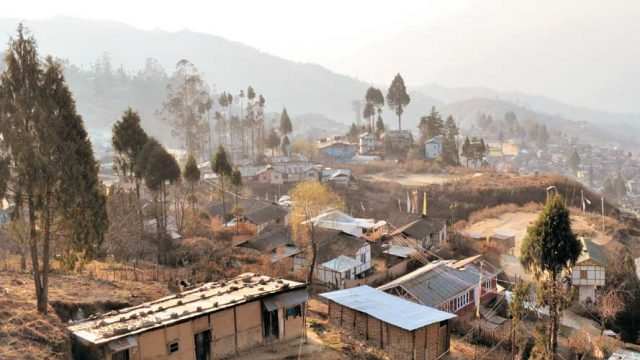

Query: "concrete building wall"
(234, 301), (263, 351)
(138, 328), (166, 359)
(211, 308), (236, 359)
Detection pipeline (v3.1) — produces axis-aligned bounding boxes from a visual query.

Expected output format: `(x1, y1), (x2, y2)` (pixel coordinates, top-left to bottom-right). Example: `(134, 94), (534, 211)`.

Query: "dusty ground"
(364, 172), (474, 186)
(463, 211), (613, 281)
(461, 210), (614, 337)
(0, 270), (169, 359)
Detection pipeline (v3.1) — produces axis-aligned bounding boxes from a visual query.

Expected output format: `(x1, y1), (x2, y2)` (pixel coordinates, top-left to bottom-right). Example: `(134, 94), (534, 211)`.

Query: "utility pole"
(474, 260), (483, 360)
(601, 195), (605, 231)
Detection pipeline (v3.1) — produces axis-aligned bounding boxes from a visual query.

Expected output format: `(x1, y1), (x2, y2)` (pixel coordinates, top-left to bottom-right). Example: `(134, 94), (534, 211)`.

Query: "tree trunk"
(220, 176), (226, 227)
(550, 273), (559, 356)
(41, 189), (52, 315)
(398, 112), (402, 131)
(191, 182), (195, 214)
(307, 228), (317, 285)
(235, 189), (239, 234)
(154, 192), (161, 263)
(28, 195), (45, 314)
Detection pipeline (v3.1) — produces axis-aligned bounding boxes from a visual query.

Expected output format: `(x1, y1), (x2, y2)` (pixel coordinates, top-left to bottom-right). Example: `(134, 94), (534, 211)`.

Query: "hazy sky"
(5, 0), (640, 113)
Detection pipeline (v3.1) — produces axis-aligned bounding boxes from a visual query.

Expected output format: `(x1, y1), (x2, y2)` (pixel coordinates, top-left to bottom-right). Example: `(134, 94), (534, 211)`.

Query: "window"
(454, 292), (470, 311)
(167, 341), (179, 354)
(580, 270), (588, 280)
(112, 350), (129, 360)
(483, 279), (492, 292)
(285, 304), (302, 319)
(360, 252), (366, 263)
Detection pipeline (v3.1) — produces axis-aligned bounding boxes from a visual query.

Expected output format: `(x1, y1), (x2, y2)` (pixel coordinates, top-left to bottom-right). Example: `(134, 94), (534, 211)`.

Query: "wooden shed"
(320, 286), (456, 360)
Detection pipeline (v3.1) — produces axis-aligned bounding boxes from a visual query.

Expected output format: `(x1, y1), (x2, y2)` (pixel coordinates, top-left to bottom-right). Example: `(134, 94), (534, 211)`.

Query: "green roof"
(577, 237), (608, 267)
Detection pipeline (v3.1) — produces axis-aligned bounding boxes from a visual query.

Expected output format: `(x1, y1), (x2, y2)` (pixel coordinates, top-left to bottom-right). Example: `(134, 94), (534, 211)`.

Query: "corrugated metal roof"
(263, 289), (308, 311)
(378, 258), (501, 308)
(577, 237), (608, 267)
(321, 255), (363, 273)
(68, 273), (305, 345)
(319, 286), (455, 331)
(383, 245), (417, 258)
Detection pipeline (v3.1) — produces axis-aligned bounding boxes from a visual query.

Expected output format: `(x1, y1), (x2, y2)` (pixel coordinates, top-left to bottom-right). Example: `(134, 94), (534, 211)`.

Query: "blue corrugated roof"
(319, 285), (456, 331)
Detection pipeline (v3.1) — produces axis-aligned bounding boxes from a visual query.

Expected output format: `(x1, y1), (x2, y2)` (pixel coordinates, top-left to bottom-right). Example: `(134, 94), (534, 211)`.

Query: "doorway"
(194, 330), (211, 360)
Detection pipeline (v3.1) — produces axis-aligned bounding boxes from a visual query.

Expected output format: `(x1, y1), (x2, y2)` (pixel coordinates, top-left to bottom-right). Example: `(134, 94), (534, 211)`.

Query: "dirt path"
(235, 327), (348, 360)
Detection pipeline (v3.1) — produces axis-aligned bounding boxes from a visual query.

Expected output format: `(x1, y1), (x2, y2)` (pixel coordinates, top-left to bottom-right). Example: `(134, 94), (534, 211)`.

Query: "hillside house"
(69, 273), (308, 360)
(379, 256), (501, 316)
(306, 209), (386, 237)
(243, 204), (290, 233)
(257, 167), (284, 184)
(207, 198), (287, 226)
(424, 135), (444, 159)
(238, 224), (299, 263)
(387, 212), (447, 248)
(381, 130), (413, 153)
(294, 230), (372, 288)
(358, 132), (375, 154)
(320, 286), (456, 360)
(572, 237), (608, 302)
(301, 166), (322, 182)
(143, 217), (182, 245)
(316, 138), (357, 162)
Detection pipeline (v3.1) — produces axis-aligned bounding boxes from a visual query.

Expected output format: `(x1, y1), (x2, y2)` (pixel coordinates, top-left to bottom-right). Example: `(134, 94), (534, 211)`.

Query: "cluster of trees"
(112, 107), (185, 263)
(347, 73), (412, 142)
(262, 108), (293, 156)
(476, 111), (550, 150)
(461, 137), (489, 166)
(0, 25), (108, 314)
(418, 106), (460, 164)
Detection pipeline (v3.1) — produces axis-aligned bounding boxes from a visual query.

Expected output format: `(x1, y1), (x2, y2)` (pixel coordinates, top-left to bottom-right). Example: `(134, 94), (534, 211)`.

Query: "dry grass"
(0, 270), (170, 359)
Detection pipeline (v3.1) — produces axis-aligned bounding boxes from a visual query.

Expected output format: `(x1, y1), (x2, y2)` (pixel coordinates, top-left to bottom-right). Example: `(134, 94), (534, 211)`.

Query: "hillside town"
(2, 4), (640, 360)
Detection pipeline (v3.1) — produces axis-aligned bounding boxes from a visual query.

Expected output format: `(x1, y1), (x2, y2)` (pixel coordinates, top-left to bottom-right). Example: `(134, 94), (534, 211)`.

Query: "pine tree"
(137, 138), (180, 263)
(247, 86), (256, 158)
(281, 135), (291, 156)
(0, 28), (108, 313)
(230, 169), (243, 234)
(183, 154), (201, 213)
(567, 149), (581, 172)
(112, 107), (149, 198)
(211, 145), (232, 224)
(461, 137), (472, 166)
(418, 106), (444, 143)
(266, 128), (280, 156)
(279, 107), (293, 136)
(614, 172), (627, 199)
(375, 116), (385, 138)
(443, 115), (460, 165)
(386, 73), (410, 130)
(520, 195), (582, 356)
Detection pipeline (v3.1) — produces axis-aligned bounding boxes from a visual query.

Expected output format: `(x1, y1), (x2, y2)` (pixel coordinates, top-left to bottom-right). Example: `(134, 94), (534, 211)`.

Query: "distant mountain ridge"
(0, 17), (637, 149)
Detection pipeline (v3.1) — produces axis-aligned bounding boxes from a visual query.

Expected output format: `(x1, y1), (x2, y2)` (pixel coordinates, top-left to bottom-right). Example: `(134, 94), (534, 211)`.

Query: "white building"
(294, 230), (371, 288)
(358, 132), (375, 154)
(304, 209), (386, 237)
(571, 237), (608, 302)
